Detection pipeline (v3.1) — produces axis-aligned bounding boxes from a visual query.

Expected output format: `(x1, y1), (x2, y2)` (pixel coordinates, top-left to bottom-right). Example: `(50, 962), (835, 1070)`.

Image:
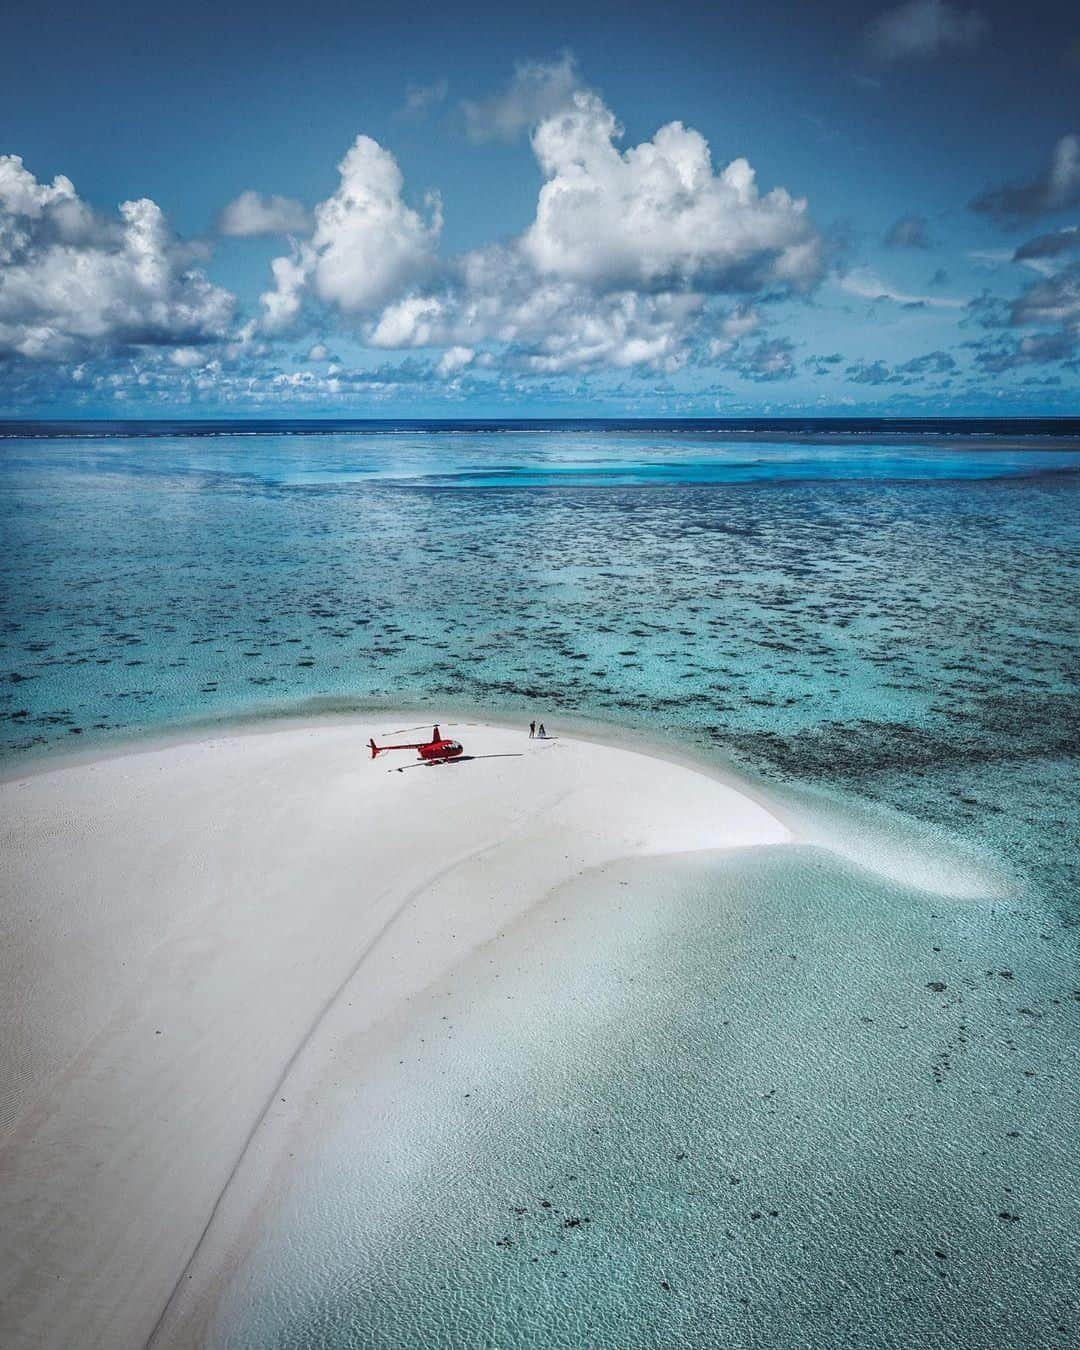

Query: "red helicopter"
(369, 725), (464, 763)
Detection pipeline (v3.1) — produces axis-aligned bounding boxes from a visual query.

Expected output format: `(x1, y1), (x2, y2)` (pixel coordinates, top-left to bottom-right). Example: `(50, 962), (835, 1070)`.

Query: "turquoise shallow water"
(2, 428), (1076, 905)
(2, 426), (1078, 1345)
(211, 849), (1079, 1350)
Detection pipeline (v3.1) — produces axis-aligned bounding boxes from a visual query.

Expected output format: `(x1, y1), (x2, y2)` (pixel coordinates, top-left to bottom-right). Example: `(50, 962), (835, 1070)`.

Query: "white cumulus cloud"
(436, 345), (474, 377)
(169, 346), (211, 368)
(256, 88), (822, 376)
(0, 154), (234, 360)
(217, 190), (311, 237)
(368, 244), (702, 374)
(521, 93), (822, 294)
(369, 294), (447, 348)
(258, 250), (312, 333)
(260, 135), (441, 331)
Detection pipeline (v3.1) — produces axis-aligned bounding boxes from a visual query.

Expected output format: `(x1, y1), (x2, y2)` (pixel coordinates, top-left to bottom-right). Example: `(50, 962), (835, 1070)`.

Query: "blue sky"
(1, 0), (1077, 416)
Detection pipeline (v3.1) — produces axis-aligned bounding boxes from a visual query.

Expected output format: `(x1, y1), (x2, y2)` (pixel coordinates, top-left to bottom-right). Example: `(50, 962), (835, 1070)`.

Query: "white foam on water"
(760, 777), (1012, 901)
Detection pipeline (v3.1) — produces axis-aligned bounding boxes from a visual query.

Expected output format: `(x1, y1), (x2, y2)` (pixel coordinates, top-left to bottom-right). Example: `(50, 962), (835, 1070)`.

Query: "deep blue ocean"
(2, 420), (1078, 1347)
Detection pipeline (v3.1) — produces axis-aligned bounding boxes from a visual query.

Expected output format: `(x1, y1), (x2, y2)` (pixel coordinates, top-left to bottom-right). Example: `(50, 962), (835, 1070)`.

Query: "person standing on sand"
(529, 720), (536, 738)
(538, 722), (546, 739)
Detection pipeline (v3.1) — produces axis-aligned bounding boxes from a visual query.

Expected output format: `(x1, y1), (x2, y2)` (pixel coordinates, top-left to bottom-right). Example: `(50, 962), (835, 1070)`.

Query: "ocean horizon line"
(3, 413), (1080, 441)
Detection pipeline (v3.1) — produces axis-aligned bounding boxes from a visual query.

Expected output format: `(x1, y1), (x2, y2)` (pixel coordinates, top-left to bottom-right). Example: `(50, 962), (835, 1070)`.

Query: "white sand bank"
(0, 718), (789, 1350)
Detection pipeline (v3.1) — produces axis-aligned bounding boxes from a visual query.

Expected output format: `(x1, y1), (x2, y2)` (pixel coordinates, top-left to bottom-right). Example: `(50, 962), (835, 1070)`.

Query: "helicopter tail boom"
(370, 726), (442, 758)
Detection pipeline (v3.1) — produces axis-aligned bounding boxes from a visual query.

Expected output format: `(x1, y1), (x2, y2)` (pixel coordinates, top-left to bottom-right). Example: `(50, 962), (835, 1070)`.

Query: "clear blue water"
(2, 422), (1078, 1346)
(213, 849), (1080, 1350)
(3, 426), (1076, 900)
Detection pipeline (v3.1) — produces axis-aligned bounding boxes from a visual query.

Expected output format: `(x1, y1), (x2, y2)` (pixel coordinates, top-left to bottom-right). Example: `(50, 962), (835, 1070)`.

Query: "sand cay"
(0, 717), (790, 1350)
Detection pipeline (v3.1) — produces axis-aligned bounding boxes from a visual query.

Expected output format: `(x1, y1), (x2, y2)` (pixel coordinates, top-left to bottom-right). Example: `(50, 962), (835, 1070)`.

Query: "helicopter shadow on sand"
(386, 740), (559, 772)
(388, 751), (531, 773)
